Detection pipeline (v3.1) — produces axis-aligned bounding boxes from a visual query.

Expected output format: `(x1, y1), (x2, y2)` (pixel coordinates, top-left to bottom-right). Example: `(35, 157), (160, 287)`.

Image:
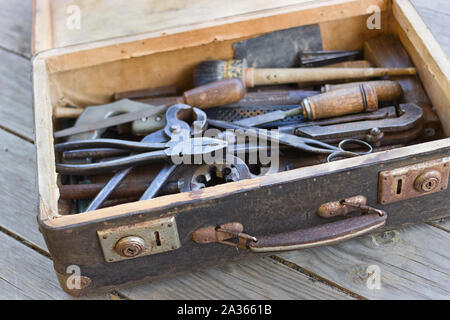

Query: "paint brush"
(193, 59), (416, 87)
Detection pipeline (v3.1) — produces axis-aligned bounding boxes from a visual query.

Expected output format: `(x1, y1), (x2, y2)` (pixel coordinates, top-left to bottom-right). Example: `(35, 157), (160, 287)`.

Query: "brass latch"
(192, 222), (257, 249)
(317, 195), (385, 218)
(97, 216), (181, 263)
(378, 157), (449, 204)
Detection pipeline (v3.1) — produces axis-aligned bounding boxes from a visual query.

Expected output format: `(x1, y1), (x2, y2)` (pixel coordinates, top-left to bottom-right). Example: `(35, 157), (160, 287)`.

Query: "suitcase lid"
(32, 0), (316, 54)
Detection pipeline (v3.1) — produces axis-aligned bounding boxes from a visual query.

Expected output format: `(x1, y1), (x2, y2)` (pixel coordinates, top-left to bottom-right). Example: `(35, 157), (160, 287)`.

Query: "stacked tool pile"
(52, 35), (441, 214)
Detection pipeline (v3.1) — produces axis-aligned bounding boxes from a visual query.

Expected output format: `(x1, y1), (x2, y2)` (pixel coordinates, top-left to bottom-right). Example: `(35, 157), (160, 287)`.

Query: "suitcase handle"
(248, 211), (386, 252)
(192, 201), (386, 252)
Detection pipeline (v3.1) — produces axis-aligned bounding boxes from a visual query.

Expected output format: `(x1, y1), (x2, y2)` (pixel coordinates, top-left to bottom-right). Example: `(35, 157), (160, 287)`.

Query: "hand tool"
(81, 104), (208, 210)
(363, 35), (442, 138)
(59, 181), (179, 200)
(64, 99), (167, 142)
(207, 119), (373, 162)
(232, 24), (322, 68)
(321, 80), (402, 102)
(234, 84), (378, 127)
(278, 108), (395, 134)
(299, 50), (361, 67)
(320, 60), (372, 68)
(177, 155), (252, 192)
(54, 79), (246, 139)
(114, 85), (177, 101)
(206, 81), (400, 127)
(193, 58), (416, 87)
(55, 137), (228, 175)
(292, 103), (423, 144)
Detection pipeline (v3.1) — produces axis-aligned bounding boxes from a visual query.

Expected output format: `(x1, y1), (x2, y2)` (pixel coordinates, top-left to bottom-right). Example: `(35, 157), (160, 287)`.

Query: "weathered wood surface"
(278, 224), (450, 299)
(120, 257), (353, 300)
(0, 0), (448, 300)
(0, 230), (116, 300)
(411, 0), (450, 55)
(0, 0), (32, 57)
(0, 129), (46, 249)
(0, 49), (34, 142)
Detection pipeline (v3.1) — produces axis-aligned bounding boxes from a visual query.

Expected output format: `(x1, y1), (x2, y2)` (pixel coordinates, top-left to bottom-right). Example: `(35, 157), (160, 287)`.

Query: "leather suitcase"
(32, 0), (450, 296)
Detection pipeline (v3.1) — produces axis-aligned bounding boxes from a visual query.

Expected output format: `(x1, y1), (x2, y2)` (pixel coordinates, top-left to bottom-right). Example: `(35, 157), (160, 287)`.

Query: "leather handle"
(248, 212), (387, 253)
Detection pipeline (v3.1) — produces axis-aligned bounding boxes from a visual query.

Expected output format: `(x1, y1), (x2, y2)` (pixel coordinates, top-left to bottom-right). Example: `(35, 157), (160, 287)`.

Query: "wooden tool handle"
(250, 67), (416, 86)
(302, 84), (378, 120)
(54, 107), (84, 118)
(183, 79), (246, 108)
(322, 80), (403, 102)
(325, 60), (373, 68)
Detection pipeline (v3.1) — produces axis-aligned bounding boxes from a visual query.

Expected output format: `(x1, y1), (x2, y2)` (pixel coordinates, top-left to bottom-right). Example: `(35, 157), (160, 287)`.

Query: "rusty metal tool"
(177, 155), (253, 192)
(55, 137), (228, 175)
(300, 50), (361, 67)
(59, 105), (216, 210)
(292, 103), (423, 145)
(207, 119), (372, 162)
(54, 79), (246, 139)
(234, 83), (378, 127)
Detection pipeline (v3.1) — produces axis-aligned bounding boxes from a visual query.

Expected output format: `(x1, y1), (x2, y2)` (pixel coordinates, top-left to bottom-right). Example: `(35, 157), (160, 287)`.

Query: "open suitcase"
(32, 0), (450, 296)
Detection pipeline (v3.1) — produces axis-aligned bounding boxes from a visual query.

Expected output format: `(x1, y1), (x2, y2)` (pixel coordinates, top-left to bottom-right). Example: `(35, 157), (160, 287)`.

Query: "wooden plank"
(0, 49), (34, 141)
(120, 257), (354, 300)
(0, 129), (45, 249)
(429, 218), (450, 232)
(392, 0), (450, 137)
(0, 231), (112, 299)
(410, 0), (450, 55)
(0, 0), (32, 57)
(276, 224), (450, 299)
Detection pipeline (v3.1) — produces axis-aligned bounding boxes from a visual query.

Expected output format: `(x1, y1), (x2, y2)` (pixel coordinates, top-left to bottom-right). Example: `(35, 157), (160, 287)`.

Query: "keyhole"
(155, 232), (161, 246)
(396, 179), (403, 195)
(126, 247), (136, 255)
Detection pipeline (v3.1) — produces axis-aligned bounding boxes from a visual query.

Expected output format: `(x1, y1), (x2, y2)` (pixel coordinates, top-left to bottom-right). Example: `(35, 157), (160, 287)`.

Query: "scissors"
(207, 119), (373, 162)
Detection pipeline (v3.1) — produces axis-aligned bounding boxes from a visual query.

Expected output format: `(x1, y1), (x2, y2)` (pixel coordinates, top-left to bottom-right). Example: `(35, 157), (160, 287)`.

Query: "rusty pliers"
(55, 137), (228, 175)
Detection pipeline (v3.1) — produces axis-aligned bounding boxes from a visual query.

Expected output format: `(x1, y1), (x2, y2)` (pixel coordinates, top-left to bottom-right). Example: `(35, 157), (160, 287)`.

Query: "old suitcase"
(32, 0), (450, 296)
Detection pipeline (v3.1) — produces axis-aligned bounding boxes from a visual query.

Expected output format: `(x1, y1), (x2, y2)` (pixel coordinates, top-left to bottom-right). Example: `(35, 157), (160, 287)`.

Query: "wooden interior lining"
(48, 12), (389, 109)
(49, 0), (316, 49)
(38, 0), (388, 73)
(32, 0), (53, 54)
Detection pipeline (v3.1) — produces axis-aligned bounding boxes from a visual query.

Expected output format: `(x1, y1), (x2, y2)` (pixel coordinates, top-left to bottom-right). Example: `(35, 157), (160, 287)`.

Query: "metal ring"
(327, 151), (359, 162)
(338, 139), (373, 155)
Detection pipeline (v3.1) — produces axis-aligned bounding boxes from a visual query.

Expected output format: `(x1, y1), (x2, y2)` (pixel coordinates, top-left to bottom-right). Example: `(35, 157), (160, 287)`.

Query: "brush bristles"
(193, 59), (246, 86)
(193, 60), (228, 86)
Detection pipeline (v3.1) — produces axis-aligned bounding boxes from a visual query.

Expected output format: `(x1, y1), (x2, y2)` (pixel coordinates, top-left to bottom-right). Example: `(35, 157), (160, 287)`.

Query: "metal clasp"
(340, 200), (385, 217)
(192, 222), (257, 249)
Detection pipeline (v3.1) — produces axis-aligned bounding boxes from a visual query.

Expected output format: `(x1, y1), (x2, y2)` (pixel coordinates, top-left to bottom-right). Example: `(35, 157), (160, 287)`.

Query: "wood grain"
(0, 0), (32, 57)
(277, 224), (450, 299)
(0, 49), (34, 141)
(410, 0), (450, 55)
(120, 256), (353, 300)
(0, 231), (113, 299)
(0, 129), (45, 249)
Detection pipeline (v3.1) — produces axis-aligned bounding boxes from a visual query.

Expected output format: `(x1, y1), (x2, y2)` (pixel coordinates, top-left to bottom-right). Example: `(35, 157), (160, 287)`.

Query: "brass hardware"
(192, 222), (257, 249)
(378, 157), (450, 204)
(340, 200), (385, 217)
(414, 170), (441, 193)
(115, 236), (145, 257)
(317, 195), (367, 218)
(97, 216), (181, 263)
